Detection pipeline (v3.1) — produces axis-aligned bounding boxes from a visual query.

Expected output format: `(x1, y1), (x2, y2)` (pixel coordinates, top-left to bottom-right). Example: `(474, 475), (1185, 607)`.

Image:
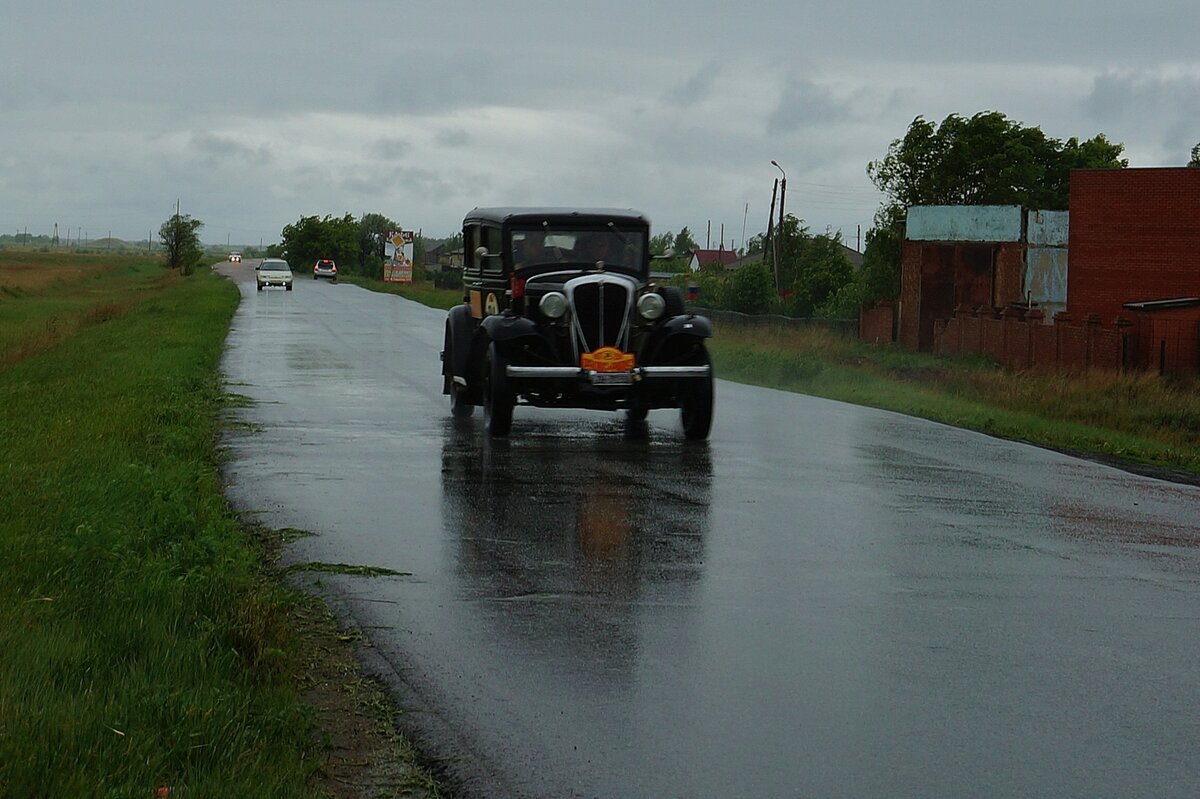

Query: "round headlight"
(637, 291), (666, 320)
(539, 291), (568, 319)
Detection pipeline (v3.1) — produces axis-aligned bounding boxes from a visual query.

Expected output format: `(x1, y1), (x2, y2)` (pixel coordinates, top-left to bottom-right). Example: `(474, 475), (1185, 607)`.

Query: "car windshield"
(510, 228), (644, 270)
(262, 261), (290, 271)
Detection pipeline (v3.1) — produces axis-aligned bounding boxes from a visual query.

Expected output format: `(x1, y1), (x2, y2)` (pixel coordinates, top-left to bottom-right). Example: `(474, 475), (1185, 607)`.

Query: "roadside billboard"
(384, 230), (414, 283)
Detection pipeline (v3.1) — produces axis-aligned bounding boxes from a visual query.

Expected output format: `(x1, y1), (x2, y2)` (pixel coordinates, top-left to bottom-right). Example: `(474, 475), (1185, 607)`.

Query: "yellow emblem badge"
(581, 347), (635, 372)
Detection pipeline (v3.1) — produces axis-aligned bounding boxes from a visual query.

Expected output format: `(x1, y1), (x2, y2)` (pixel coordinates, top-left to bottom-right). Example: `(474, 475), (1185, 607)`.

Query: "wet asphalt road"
(216, 261), (1200, 799)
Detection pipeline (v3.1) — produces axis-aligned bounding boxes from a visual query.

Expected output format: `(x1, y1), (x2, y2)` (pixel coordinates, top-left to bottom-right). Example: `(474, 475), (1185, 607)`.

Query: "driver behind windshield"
(579, 233), (622, 265)
(512, 231), (547, 267)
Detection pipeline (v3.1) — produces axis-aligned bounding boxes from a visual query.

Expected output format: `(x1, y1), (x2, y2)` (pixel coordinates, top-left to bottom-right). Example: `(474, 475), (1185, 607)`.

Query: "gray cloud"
(372, 137), (412, 160)
(665, 61), (721, 107)
(768, 77), (856, 135)
(1085, 69), (1200, 154)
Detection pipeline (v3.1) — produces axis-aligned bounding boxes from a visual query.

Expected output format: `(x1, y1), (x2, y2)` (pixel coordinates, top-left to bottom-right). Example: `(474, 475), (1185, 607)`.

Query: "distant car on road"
(313, 258), (338, 282)
(229, 252), (242, 263)
(440, 207), (714, 439)
(256, 258), (293, 291)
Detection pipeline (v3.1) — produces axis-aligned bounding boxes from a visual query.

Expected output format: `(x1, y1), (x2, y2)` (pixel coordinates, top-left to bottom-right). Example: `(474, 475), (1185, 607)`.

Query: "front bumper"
(506, 365), (711, 380)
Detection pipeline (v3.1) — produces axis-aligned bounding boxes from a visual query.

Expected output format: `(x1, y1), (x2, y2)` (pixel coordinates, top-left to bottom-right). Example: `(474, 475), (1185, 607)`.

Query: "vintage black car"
(440, 207), (713, 439)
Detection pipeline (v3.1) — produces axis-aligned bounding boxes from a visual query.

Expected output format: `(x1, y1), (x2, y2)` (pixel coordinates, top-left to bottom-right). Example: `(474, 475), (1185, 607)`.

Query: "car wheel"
(286, 284), (293, 291)
(680, 350), (713, 440)
(484, 343), (514, 437)
(313, 275), (318, 280)
(256, 283), (262, 292)
(627, 407), (648, 422)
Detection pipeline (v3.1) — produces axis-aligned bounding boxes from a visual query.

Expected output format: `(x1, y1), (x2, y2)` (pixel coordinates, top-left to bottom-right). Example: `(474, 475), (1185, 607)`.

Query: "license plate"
(590, 371), (633, 386)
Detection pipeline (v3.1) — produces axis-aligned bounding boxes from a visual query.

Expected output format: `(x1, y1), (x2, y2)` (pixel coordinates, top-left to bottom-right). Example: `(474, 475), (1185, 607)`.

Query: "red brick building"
(895, 170), (1200, 375)
(1068, 168), (1200, 322)
(1067, 168), (1200, 374)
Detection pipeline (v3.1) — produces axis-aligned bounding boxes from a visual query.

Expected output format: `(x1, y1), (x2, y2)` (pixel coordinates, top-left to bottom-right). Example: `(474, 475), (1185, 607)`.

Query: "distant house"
(840, 243), (864, 271)
(726, 251), (766, 271)
(423, 243), (447, 267)
(688, 249), (739, 272)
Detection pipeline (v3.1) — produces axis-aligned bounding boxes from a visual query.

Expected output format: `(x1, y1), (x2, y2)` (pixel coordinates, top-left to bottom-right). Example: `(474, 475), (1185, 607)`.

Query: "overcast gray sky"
(3, 0), (1197, 249)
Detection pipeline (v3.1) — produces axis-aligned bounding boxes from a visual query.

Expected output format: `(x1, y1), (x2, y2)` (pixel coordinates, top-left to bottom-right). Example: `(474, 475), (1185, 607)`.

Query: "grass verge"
(337, 275), (461, 310)
(708, 324), (1200, 478)
(0, 256), (443, 797)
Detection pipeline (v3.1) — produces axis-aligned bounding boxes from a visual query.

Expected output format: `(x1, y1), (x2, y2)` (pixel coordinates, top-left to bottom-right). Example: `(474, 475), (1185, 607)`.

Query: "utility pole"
(771, 160), (786, 290)
(741, 203), (749, 256)
(767, 178), (779, 291)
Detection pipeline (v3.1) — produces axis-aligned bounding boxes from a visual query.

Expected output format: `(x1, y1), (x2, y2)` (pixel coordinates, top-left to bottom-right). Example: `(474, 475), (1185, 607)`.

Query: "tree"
(725, 261), (775, 314)
(673, 227), (699, 256)
(769, 214), (854, 317)
(649, 231), (675, 255)
(158, 213), (204, 276)
(867, 112), (1126, 211)
(1189, 142), (1200, 167)
(280, 214), (361, 274)
(357, 213), (398, 277)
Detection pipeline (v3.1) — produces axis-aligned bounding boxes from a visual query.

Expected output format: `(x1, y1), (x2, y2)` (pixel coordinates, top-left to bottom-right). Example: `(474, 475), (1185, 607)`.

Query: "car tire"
(627, 407), (648, 422)
(286, 284), (293, 291)
(313, 275), (318, 280)
(256, 283), (262, 292)
(680, 350), (713, 441)
(484, 343), (514, 437)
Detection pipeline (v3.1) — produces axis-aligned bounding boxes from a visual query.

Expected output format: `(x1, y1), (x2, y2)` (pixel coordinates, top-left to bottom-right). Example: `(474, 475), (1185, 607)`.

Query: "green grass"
(337, 274), (462, 310)
(0, 262), (323, 796)
(709, 324), (1200, 476)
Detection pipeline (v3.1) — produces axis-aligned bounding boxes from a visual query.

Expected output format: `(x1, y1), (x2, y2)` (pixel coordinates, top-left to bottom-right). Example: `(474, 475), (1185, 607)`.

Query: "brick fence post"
(1115, 317), (1134, 374)
(1054, 312), (1072, 371)
(1084, 313), (1102, 373)
(1027, 309), (1045, 369)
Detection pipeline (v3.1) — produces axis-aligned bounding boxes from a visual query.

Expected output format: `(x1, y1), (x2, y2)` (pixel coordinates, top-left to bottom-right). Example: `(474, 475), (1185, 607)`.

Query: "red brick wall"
(1129, 307), (1200, 375)
(859, 302), (894, 345)
(899, 243), (923, 350)
(994, 243), (1026, 307)
(1068, 168), (1200, 323)
(932, 307), (1135, 373)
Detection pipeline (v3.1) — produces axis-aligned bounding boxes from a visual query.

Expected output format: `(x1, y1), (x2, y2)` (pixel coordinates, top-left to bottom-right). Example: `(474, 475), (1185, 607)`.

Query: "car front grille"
(567, 276), (633, 359)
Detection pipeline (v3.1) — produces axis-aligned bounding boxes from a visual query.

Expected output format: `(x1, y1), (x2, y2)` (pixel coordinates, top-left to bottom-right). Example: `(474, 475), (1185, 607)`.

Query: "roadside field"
(0, 250), (172, 366)
(0, 253), (440, 797)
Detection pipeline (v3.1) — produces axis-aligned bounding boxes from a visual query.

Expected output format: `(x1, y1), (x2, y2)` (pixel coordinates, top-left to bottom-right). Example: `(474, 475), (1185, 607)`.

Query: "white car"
(256, 259), (293, 291)
(229, 252), (242, 263)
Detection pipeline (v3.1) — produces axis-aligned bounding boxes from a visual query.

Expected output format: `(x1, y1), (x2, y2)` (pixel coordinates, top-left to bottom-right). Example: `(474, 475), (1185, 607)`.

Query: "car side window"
(464, 225), (481, 277)
(481, 226), (503, 274)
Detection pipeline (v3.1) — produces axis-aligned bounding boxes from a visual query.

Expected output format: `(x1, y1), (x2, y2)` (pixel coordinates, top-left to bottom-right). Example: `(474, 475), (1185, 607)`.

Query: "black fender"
(661, 313), (713, 339)
(639, 313), (713, 367)
(444, 304), (477, 392)
(481, 313), (543, 352)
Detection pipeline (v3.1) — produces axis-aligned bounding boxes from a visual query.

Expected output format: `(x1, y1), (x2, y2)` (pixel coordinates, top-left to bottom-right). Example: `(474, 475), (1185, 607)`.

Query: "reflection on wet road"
(217, 263), (1200, 798)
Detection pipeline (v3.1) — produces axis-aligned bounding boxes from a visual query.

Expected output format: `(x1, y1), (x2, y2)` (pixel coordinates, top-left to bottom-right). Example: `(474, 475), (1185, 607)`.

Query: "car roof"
(463, 207), (650, 229)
